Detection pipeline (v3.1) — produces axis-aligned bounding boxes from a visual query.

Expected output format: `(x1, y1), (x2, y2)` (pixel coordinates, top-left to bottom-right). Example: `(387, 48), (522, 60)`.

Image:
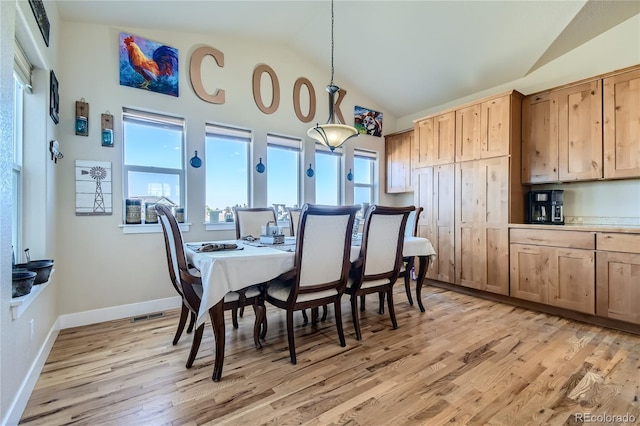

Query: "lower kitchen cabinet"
(596, 233), (640, 325)
(510, 229), (595, 314)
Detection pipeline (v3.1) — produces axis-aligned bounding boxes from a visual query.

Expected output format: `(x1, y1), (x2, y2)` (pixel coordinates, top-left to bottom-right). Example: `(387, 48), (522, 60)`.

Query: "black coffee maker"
(526, 190), (564, 224)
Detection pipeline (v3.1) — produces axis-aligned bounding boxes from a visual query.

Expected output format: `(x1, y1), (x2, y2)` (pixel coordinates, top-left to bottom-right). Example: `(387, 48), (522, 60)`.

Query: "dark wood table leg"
(416, 255), (430, 313)
(208, 301), (225, 381)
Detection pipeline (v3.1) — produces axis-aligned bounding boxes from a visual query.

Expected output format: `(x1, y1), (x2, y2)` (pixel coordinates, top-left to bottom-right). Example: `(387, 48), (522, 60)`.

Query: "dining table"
(185, 235), (436, 381)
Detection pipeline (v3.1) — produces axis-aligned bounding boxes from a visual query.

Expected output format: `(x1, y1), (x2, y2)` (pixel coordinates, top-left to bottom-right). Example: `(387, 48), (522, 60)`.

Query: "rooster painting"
(119, 33), (179, 97)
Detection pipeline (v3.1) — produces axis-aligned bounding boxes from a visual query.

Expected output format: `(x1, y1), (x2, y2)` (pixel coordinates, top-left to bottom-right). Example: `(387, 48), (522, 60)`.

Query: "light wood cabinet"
(596, 232), (640, 325)
(603, 68), (640, 179)
(510, 229), (595, 314)
(413, 111), (455, 167)
(385, 130), (413, 193)
(522, 80), (603, 183)
(455, 157), (510, 295)
(455, 104), (481, 162)
(480, 95), (513, 159)
(414, 165), (455, 282)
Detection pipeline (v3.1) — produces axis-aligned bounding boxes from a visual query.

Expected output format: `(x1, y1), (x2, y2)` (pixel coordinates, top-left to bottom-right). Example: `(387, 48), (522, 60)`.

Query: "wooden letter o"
(293, 77), (316, 123)
(252, 64), (280, 114)
(190, 46), (225, 104)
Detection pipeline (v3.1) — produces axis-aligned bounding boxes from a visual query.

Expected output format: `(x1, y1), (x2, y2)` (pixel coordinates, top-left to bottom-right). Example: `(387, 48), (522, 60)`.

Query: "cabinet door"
(433, 112), (456, 165)
(455, 104), (481, 162)
(455, 161), (482, 289)
(481, 94), (512, 159)
(385, 132), (412, 193)
(522, 92), (559, 183)
(596, 251), (640, 325)
(603, 68), (640, 179)
(414, 167), (435, 279)
(414, 118), (433, 167)
(557, 80), (603, 181)
(549, 248), (595, 314)
(510, 243), (548, 303)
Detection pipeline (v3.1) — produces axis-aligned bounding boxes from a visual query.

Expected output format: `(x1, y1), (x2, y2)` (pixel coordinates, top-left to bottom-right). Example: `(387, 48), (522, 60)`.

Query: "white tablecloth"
(186, 237), (436, 326)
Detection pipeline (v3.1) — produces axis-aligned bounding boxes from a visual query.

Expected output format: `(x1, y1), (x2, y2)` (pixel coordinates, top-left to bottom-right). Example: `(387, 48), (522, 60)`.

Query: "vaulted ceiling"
(55, 0), (640, 118)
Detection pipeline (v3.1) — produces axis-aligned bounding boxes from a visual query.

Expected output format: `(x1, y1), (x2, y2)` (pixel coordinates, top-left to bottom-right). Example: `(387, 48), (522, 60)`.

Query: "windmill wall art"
(75, 160), (112, 215)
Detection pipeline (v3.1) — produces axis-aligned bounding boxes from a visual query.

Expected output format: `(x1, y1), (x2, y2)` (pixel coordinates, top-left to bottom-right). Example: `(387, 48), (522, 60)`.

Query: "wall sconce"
(101, 112), (114, 147)
(255, 158), (265, 173)
(347, 169), (353, 181)
(75, 99), (89, 136)
(306, 164), (314, 177)
(49, 140), (63, 163)
(190, 151), (202, 168)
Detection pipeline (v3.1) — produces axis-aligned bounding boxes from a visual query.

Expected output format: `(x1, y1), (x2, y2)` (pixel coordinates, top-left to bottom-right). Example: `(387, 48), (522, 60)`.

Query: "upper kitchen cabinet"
(385, 130), (413, 193)
(603, 67), (640, 179)
(414, 111), (455, 167)
(522, 80), (602, 183)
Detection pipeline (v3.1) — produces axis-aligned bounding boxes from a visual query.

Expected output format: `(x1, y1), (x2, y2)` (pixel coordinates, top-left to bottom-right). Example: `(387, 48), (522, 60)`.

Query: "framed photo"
(354, 106), (383, 137)
(28, 0), (50, 47)
(49, 70), (59, 124)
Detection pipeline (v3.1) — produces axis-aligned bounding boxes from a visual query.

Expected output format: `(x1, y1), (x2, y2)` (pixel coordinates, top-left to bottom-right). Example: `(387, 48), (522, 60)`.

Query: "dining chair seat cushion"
(267, 279), (338, 303)
(223, 285), (261, 302)
(346, 276), (392, 290)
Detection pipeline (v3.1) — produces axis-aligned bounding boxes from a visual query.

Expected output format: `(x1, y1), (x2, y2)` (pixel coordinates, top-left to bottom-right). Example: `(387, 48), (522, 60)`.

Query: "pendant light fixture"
(307, 0), (358, 151)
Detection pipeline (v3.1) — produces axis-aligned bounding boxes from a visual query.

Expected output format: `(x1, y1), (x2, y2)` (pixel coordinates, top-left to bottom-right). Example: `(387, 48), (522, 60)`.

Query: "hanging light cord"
(330, 0), (335, 86)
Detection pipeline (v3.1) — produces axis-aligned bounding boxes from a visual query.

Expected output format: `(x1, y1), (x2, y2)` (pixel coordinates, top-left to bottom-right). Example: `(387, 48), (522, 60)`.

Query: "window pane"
(354, 186), (372, 206)
(127, 171), (180, 200)
(124, 121), (183, 169)
(315, 151), (340, 205)
(206, 136), (249, 214)
(267, 145), (299, 207)
(354, 156), (372, 184)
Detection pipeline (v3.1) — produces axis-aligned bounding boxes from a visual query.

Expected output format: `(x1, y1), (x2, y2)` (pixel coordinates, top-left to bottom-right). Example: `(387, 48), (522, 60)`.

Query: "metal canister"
(145, 203), (158, 224)
(125, 199), (142, 224)
(175, 207), (185, 223)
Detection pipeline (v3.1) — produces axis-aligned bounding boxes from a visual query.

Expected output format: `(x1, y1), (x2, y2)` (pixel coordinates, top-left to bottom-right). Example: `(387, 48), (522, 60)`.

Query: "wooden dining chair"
(233, 206), (278, 239)
(265, 204), (360, 364)
(345, 205), (414, 340)
(156, 204), (267, 368)
(287, 207), (302, 237)
(401, 206), (423, 305)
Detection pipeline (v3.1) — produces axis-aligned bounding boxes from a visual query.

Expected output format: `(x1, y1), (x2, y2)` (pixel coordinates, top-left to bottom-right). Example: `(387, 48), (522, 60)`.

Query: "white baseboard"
(2, 296), (182, 426)
(58, 296), (182, 329)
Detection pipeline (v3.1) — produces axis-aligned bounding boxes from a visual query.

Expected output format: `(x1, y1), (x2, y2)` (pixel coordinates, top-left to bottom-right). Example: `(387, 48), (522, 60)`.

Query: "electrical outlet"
(30, 319), (34, 341)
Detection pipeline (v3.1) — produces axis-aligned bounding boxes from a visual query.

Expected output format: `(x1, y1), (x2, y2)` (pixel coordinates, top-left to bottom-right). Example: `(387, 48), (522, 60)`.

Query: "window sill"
(205, 222), (235, 231)
(119, 223), (191, 234)
(10, 269), (54, 320)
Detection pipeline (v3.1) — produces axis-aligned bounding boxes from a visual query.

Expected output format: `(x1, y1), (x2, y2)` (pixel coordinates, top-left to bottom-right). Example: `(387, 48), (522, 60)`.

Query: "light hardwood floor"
(20, 286), (640, 425)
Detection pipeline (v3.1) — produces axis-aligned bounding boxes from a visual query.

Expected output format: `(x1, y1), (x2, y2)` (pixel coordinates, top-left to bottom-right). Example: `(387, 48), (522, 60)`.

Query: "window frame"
(314, 143), (342, 206)
(122, 108), (186, 225)
(12, 76), (24, 257)
(266, 133), (302, 212)
(353, 149), (377, 208)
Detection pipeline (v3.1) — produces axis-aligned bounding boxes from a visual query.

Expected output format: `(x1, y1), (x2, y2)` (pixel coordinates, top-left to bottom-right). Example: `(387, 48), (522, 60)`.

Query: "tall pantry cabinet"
(413, 91), (525, 295)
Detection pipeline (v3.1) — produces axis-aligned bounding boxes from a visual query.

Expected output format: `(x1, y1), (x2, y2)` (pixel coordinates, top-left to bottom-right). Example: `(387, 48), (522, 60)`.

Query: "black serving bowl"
(12, 269), (37, 298)
(15, 259), (54, 285)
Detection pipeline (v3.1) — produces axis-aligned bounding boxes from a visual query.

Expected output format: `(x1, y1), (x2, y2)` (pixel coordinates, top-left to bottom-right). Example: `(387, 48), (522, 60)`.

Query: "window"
(315, 144), (342, 205)
(12, 78), (24, 257)
(123, 108), (185, 221)
(205, 123), (251, 222)
(267, 134), (301, 220)
(353, 149), (377, 211)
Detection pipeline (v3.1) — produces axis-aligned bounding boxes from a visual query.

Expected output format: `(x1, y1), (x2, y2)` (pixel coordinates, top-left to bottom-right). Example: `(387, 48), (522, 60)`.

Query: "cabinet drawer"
(597, 233), (640, 254)
(510, 228), (595, 249)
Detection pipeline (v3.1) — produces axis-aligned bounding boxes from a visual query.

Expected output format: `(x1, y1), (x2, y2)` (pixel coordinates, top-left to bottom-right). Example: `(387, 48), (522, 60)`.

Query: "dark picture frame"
(49, 70), (59, 124)
(28, 0), (50, 47)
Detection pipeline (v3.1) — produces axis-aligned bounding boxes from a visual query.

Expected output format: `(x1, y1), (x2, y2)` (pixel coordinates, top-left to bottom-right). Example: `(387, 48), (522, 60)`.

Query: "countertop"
(508, 223), (640, 234)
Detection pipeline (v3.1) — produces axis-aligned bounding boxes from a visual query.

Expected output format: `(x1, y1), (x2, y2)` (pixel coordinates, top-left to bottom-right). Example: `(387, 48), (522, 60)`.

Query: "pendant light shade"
(307, 0), (358, 151)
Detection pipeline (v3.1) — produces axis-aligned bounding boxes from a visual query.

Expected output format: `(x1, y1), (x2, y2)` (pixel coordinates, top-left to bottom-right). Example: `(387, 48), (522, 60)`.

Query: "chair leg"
(334, 300), (346, 347)
(387, 288), (398, 330)
(350, 295), (362, 341)
(187, 312), (196, 333)
(302, 309), (309, 325)
(186, 324), (204, 368)
(231, 307), (239, 329)
(173, 304), (189, 345)
(404, 259), (414, 306)
(311, 307), (319, 325)
(286, 310), (297, 364)
(252, 304), (264, 349)
(260, 304), (268, 339)
(321, 305), (328, 321)
(360, 294), (366, 312)
(378, 292), (385, 314)
(239, 305), (245, 317)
